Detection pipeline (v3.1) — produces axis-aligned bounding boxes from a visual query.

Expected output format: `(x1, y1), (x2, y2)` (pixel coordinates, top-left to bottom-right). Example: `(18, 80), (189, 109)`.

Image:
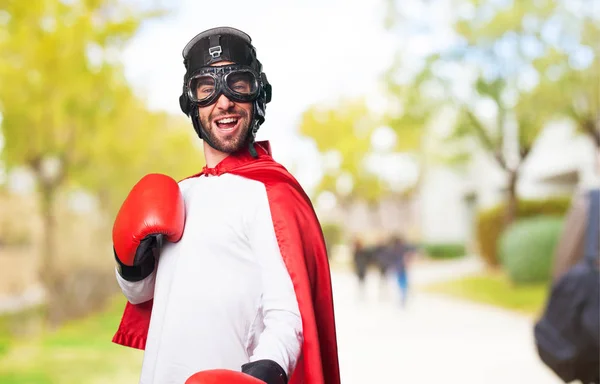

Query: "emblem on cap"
(209, 45), (222, 59)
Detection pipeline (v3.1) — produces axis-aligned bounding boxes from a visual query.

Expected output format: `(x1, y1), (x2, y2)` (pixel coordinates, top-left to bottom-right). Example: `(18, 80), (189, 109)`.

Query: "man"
(351, 237), (369, 294)
(387, 235), (417, 308)
(110, 27), (340, 384)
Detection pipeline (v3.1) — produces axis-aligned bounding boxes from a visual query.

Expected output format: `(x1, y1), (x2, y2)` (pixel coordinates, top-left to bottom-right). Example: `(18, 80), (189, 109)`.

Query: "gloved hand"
(112, 173), (185, 281)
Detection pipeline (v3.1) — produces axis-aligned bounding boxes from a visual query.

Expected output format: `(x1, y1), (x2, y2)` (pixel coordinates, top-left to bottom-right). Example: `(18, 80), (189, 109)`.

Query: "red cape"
(112, 141), (341, 384)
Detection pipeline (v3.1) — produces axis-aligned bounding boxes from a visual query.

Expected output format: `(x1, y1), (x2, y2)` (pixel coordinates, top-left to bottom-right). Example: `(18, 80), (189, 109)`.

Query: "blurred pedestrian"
(387, 235), (418, 308)
(351, 237), (369, 295)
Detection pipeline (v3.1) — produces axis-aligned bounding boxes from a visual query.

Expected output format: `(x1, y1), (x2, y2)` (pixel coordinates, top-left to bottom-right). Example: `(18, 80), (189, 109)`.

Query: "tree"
(70, 89), (203, 221)
(0, 0), (165, 322)
(530, 23), (599, 149)
(382, 60), (444, 199)
(298, 98), (389, 216)
(384, 0), (599, 225)
(444, 77), (550, 224)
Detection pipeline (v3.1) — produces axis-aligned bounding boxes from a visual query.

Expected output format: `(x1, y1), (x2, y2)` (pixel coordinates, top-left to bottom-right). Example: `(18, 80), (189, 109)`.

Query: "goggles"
(186, 64), (260, 107)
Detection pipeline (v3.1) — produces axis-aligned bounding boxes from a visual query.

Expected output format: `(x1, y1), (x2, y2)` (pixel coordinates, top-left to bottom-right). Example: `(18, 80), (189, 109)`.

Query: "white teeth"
(216, 118), (237, 124)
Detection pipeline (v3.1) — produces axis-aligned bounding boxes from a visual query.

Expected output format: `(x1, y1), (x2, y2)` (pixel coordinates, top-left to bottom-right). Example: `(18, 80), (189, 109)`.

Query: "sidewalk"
(331, 258), (562, 384)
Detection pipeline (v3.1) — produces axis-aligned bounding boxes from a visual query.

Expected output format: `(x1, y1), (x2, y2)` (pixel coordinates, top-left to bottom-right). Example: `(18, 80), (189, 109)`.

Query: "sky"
(120, 0), (399, 193)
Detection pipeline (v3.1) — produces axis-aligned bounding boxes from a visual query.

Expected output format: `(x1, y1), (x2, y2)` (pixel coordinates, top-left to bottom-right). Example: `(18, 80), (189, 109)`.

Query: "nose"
(215, 93), (234, 110)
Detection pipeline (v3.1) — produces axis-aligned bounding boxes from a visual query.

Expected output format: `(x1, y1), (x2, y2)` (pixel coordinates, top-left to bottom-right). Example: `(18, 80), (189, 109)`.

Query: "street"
(331, 259), (562, 384)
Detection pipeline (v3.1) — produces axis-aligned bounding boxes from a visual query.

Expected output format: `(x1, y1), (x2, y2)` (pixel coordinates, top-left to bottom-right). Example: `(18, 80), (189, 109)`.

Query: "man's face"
(197, 61), (253, 153)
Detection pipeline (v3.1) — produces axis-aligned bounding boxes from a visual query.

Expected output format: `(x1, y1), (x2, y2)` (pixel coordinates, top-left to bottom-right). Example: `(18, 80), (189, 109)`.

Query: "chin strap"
(248, 122), (259, 158)
(248, 142), (258, 158)
(247, 108), (261, 158)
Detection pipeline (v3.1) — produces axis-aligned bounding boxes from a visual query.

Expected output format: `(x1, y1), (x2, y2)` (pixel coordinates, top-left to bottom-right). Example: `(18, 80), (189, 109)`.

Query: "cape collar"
(200, 141), (272, 177)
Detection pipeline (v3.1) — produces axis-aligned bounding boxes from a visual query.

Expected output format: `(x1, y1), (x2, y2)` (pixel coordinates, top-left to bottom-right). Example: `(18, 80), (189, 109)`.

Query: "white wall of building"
(415, 122), (598, 244)
(416, 166), (472, 243)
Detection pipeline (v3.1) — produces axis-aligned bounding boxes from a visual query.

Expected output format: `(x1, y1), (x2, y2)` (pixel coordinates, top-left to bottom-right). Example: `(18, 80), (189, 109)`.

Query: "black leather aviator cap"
(182, 27), (262, 75)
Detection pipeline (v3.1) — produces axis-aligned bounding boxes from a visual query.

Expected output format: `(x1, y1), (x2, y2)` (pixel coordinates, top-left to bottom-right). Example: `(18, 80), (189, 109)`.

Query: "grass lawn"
(0, 295), (143, 384)
(421, 269), (551, 317)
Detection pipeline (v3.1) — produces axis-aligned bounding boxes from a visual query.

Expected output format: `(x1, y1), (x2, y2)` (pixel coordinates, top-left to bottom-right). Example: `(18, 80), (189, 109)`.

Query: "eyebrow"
(196, 78), (214, 86)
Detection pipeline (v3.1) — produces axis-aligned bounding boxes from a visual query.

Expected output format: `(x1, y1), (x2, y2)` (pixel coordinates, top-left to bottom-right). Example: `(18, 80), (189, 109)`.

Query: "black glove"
(241, 359), (287, 384)
(114, 236), (160, 282)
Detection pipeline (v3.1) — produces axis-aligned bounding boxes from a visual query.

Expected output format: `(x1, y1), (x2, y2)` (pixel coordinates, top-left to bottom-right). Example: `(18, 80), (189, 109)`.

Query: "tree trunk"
(504, 169), (519, 228)
(38, 183), (56, 281)
(35, 178), (62, 328)
(30, 156), (64, 328)
(582, 119), (600, 149)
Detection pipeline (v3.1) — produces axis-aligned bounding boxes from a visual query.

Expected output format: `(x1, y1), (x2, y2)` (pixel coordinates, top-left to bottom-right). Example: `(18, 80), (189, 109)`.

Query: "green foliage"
(499, 216), (564, 284)
(0, 305), (46, 343)
(0, 0), (201, 309)
(446, 0), (599, 126)
(72, 104), (203, 218)
(320, 222), (344, 253)
(298, 98), (389, 203)
(0, 0), (157, 171)
(0, 304), (47, 361)
(383, 62), (439, 153)
(0, 295), (142, 383)
(529, 44), (600, 146)
(475, 197), (571, 266)
(0, 0), (198, 202)
(384, 0), (600, 230)
(421, 242), (466, 260)
(423, 271), (550, 316)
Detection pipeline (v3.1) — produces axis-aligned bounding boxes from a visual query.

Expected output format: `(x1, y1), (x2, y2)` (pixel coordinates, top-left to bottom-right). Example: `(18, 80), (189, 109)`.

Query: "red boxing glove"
(185, 370), (265, 384)
(112, 173), (185, 281)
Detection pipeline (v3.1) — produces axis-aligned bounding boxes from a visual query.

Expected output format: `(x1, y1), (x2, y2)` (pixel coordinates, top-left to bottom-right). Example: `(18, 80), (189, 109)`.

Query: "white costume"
(116, 174), (303, 384)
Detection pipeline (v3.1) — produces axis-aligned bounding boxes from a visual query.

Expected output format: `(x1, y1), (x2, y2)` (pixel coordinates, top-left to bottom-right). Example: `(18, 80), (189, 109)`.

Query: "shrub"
(498, 216), (564, 284)
(475, 197), (571, 266)
(422, 243), (466, 259)
(320, 222), (344, 254)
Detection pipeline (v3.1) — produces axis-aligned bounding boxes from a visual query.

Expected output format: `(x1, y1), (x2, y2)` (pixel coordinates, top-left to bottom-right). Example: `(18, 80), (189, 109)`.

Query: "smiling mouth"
(215, 117), (239, 131)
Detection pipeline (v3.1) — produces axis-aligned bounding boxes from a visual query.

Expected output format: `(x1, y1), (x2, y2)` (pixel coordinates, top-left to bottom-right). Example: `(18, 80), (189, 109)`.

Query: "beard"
(199, 105), (252, 154)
